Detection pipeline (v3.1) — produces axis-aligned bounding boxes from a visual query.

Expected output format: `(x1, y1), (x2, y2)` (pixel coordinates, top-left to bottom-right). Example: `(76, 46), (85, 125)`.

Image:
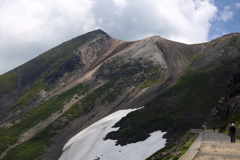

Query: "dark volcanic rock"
(207, 72), (240, 130)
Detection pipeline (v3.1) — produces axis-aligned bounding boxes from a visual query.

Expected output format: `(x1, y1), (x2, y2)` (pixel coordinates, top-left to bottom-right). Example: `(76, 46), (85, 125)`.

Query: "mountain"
(0, 29), (240, 160)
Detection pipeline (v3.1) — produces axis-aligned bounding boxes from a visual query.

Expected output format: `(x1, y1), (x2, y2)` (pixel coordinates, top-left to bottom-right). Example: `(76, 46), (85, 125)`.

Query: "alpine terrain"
(0, 29), (240, 160)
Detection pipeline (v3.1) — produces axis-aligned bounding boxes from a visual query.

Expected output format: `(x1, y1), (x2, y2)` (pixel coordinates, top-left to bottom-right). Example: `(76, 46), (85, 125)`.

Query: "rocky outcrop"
(207, 72), (240, 130)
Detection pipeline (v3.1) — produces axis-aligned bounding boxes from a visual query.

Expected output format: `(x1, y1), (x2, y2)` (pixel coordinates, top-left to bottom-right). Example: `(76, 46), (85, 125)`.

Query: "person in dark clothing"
(213, 124), (216, 132)
(229, 123), (236, 143)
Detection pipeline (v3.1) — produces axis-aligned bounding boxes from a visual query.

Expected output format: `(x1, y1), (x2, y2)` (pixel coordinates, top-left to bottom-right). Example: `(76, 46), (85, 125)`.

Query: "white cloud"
(236, 3), (240, 9)
(112, 0), (127, 15)
(160, 0), (218, 43)
(0, 0), (96, 42)
(0, 0), (218, 75)
(0, 0), (96, 75)
(93, 0), (217, 44)
(218, 6), (233, 22)
(235, 2), (240, 9)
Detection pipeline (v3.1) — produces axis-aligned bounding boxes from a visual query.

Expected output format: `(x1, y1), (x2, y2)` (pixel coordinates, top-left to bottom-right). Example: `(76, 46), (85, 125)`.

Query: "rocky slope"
(207, 72), (240, 133)
(0, 30), (240, 160)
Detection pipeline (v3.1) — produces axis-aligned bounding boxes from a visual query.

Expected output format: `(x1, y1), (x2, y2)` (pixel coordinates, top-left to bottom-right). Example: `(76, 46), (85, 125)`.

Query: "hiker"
(213, 124), (216, 132)
(229, 123), (236, 143)
(202, 124), (205, 130)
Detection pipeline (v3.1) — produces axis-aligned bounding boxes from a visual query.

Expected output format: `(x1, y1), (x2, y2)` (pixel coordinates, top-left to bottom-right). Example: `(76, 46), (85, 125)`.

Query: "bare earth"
(180, 130), (240, 160)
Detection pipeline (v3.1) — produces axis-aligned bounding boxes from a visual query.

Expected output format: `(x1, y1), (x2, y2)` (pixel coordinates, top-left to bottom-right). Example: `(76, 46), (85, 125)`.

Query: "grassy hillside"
(0, 83), (89, 155)
(0, 72), (17, 96)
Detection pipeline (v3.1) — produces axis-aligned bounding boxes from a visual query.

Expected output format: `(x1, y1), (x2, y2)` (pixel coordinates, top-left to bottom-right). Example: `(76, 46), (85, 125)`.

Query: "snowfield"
(59, 108), (166, 160)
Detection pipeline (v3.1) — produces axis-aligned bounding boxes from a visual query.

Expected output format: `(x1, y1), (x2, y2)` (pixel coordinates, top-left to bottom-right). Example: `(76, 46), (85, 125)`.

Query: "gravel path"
(180, 130), (240, 160)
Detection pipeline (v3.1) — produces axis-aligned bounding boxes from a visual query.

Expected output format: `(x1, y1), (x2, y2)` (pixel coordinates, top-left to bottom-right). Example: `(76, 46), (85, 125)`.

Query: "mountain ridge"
(0, 29), (240, 160)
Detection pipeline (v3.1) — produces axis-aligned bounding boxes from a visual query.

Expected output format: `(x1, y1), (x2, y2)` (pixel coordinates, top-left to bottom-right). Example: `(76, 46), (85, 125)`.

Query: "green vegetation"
(33, 33), (90, 85)
(2, 79), (123, 158)
(59, 80), (118, 122)
(219, 109), (240, 132)
(140, 75), (161, 89)
(181, 48), (200, 61)
(60, 102), (83, 123)
(40, 35), (87, 66)
(145, 145), (174, 160)
(0, 72), (17, 96)
(2, 79), (124, 159)
(11, 79), (48, 110)
(0, 83), (89, 155)
(146, 134), (198, 160)
(4, 96), (93, 160)
(0, 31), (165, 159)
(101, 88), (122, 104)
(2, 124), (55, 160)
(81, 80), (117, 106)
(187, 53), (203, 71)
(106, 64), (228, 145)
(228, 36), (238, 48)
(0, 34), (91, 156)
(225, 56), (240, 66)
(1, 57), (167, 159)
(56, 79), (122, 130)
(2, 82), (93, 160)
(97, 57), (163, 91)
(140, 66), (162, 89)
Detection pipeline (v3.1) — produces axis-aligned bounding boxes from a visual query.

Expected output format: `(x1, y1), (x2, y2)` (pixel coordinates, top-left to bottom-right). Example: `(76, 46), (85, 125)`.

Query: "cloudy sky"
(0, 0), (240, 75)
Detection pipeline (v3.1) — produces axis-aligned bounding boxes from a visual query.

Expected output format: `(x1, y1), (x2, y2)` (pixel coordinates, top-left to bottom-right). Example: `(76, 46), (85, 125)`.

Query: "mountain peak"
(85, 29), (109, 37)
(93, 29), (108, 35)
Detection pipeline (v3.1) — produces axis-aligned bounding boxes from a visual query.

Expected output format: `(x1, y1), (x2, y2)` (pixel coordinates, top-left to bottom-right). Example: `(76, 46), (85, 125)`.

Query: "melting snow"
(59, 108), (166, 160)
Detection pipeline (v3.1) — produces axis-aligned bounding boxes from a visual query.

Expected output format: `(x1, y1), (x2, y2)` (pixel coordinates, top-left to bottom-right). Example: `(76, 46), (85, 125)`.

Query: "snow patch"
(59, 108), (166, 160)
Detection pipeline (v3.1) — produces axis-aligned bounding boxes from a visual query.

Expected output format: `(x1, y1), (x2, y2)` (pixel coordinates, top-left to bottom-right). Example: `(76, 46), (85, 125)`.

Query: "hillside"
(0, 30), (240, 160)
(105, 33), (240, 145)
(207, 72), (240, 132)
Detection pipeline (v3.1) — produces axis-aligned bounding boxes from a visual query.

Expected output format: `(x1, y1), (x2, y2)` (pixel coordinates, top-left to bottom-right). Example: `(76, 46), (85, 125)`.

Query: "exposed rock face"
(207, 72), (240, 130)
(0, 30), (240, 160)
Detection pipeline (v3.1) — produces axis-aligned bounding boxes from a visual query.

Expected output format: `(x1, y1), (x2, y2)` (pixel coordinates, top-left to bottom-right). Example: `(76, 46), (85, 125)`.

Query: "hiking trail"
(180, 130), (240, 160)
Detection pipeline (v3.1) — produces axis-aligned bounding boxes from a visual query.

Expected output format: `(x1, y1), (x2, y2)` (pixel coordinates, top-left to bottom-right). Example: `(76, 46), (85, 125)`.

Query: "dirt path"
(180, 130), (240, 160)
